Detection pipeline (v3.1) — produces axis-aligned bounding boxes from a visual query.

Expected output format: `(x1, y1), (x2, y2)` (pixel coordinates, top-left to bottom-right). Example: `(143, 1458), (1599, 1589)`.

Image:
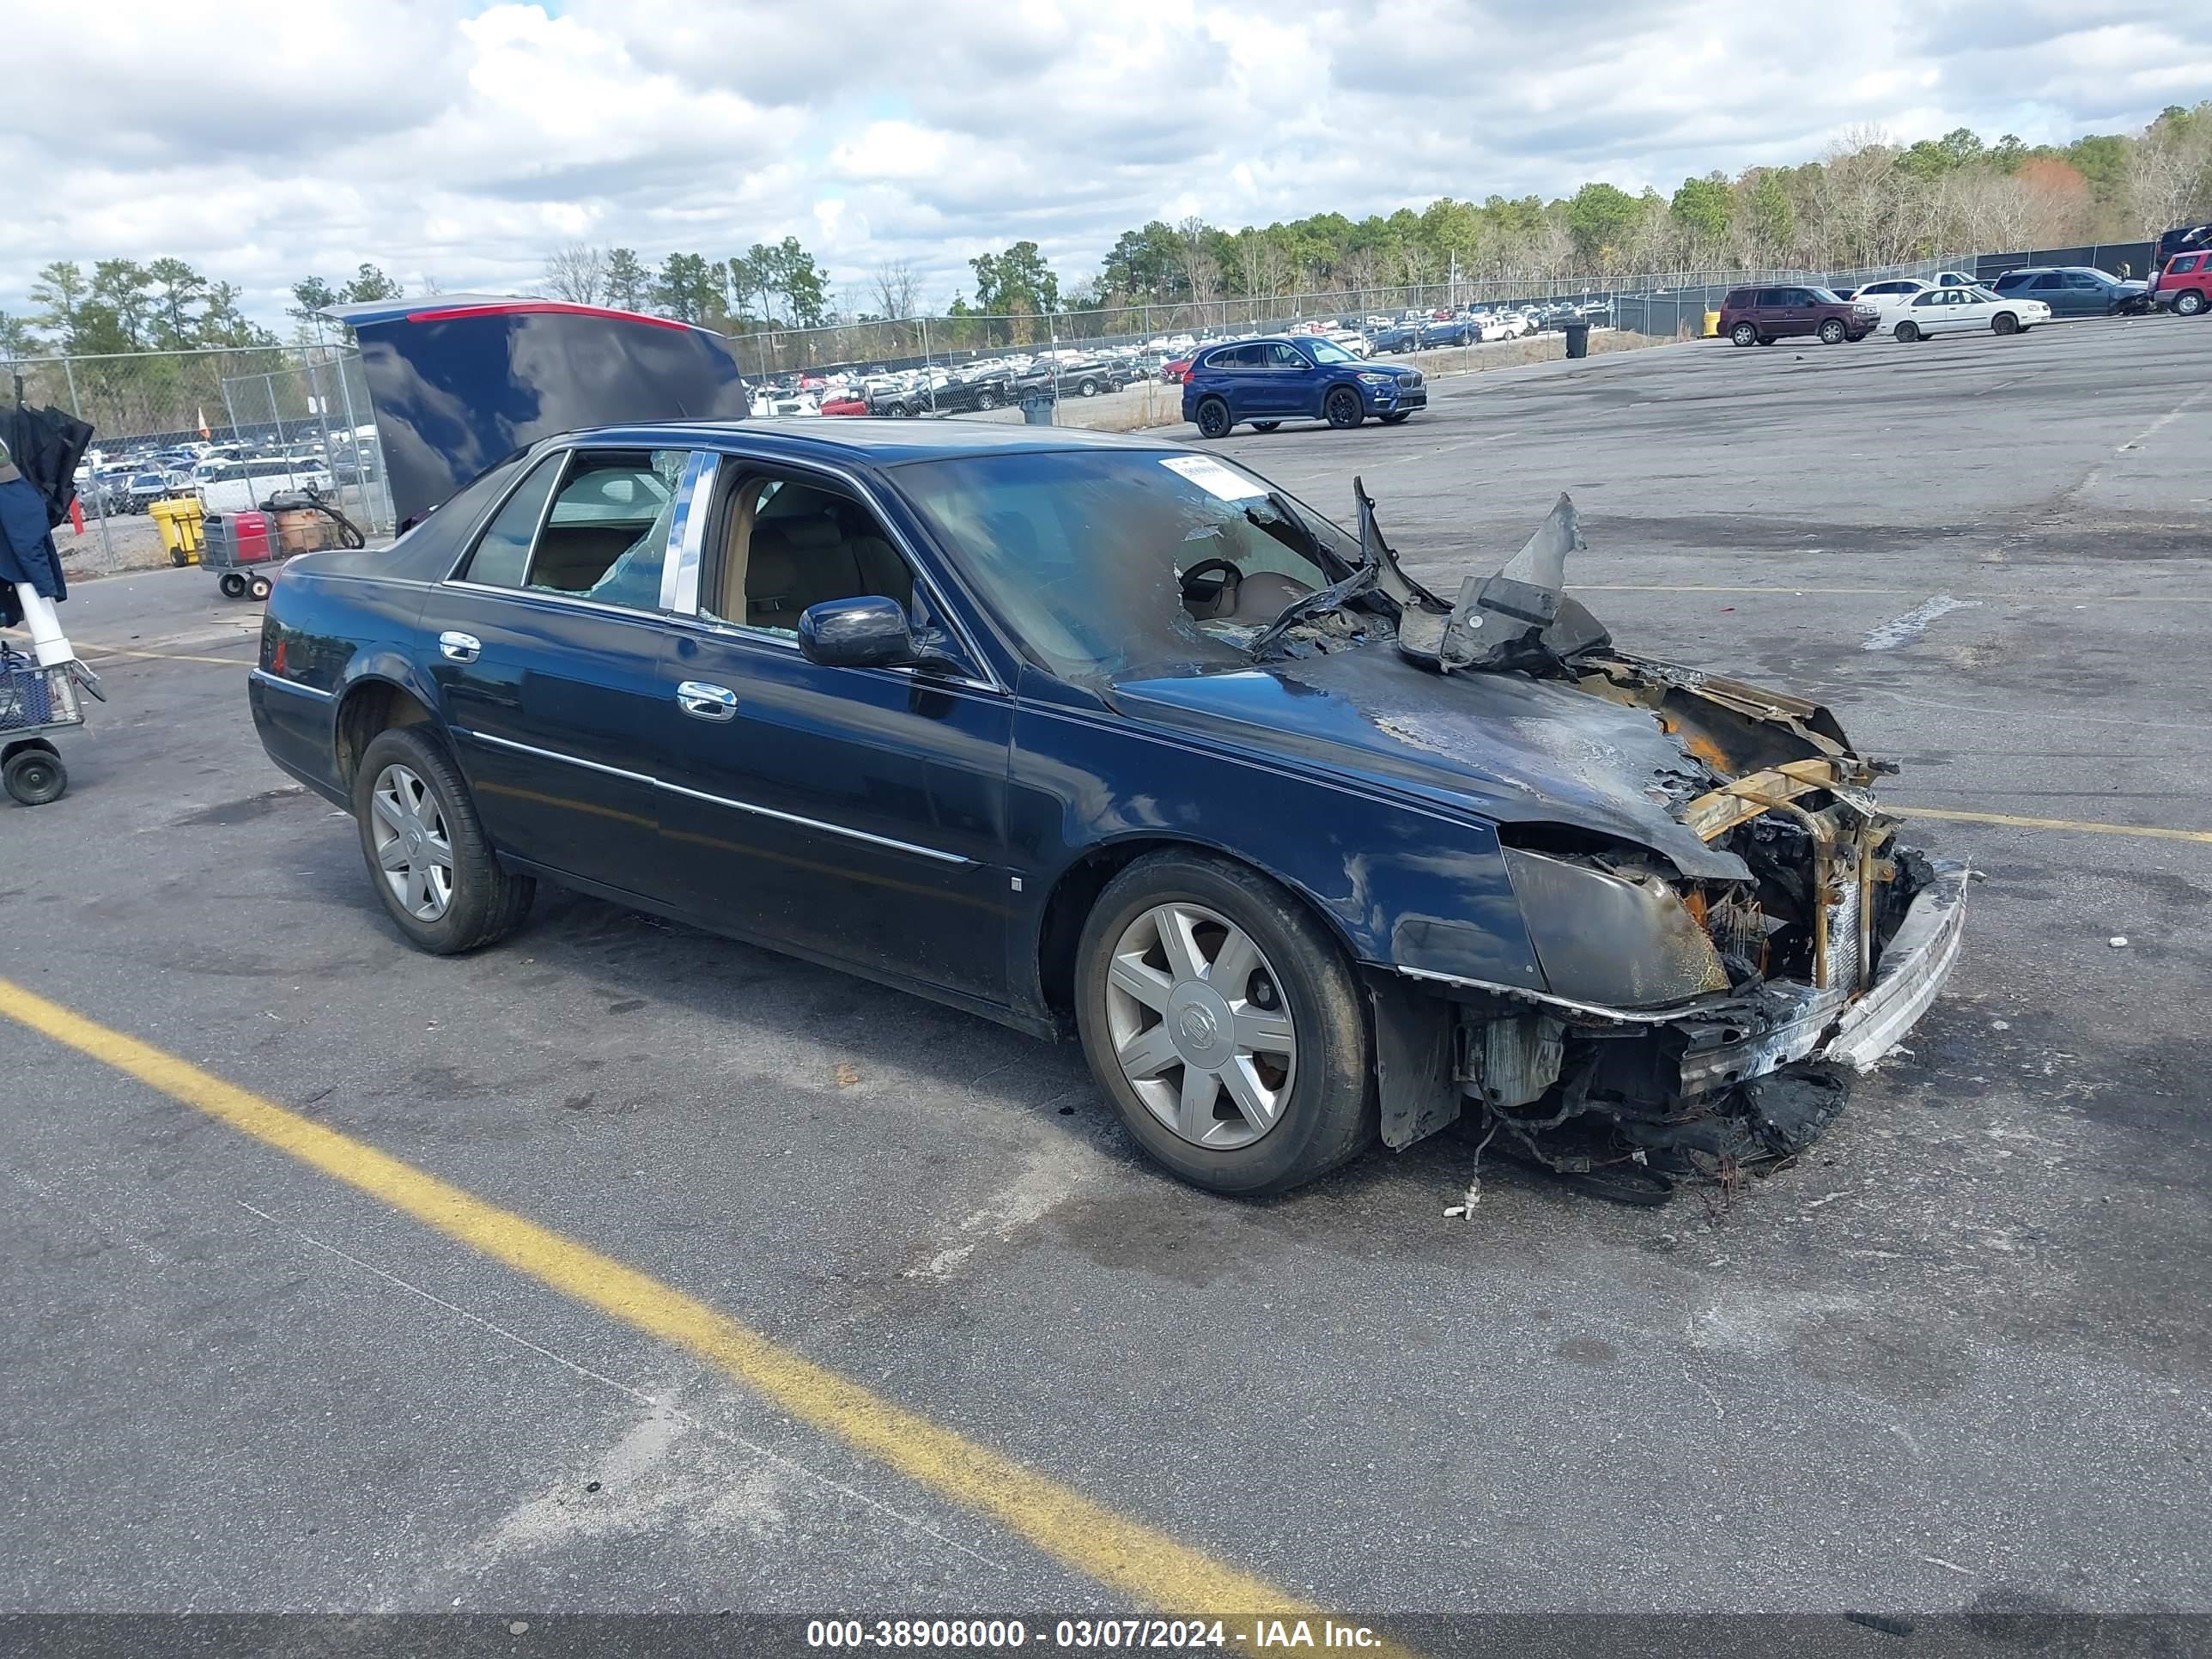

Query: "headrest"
(779, 514), (840, 550)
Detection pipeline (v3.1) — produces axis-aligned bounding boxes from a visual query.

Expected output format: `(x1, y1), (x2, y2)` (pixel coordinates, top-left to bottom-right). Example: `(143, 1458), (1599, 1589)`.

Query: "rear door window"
(527, 449), (689, 605)
(460, 453), (565, 588)
(1266, 343), (1310, 368)
(2174, 254), (2203, 274)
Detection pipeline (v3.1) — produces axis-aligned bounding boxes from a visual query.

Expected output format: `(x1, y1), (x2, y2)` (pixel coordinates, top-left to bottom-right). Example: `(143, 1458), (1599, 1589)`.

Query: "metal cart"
(1, 646), (104, 806)
(200, 510), (287, 601)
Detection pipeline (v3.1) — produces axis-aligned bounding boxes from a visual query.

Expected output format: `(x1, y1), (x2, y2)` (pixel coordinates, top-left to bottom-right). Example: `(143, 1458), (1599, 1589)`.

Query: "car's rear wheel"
(1730, 322), (1757, 347)
(1324, 386), (1364, 428)
(2177, 290), (2206, 317)
(1194, 398), (1233, 440)
(1895, 321), (1920, 343)
(1074, 852), (1374, 1196)
(1818, 319), (1847, 344)
(1379, 411), (1412, 424)
(352, 726), (533, 955)
(1992, 312), (2020, 336)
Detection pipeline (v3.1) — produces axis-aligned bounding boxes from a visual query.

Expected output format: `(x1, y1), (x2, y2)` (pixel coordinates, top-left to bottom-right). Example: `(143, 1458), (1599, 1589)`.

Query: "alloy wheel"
(369, 763), (456, 921)
(1103, 902), (1297, 1151)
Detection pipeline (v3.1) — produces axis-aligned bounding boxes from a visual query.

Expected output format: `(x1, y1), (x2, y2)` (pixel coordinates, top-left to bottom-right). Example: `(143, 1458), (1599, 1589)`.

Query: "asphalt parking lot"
(4, 316), (2207, 1640)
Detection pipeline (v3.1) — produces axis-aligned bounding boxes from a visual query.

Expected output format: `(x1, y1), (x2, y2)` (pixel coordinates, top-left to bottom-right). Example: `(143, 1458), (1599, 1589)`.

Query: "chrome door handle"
(438, 631), (481, 663)
(677, 680), (738, 720)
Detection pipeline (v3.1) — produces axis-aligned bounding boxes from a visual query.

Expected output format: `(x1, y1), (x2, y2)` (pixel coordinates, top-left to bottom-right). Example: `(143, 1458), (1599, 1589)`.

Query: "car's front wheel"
(1194, 398), (1233, 440)
(1895, 321), (1920, 342)
(1324, 386), (1364, 428)
(352, 726), (533, 955)
(1074, 852), (1374, 1196)
(1993, 313), (2021, 336)
(1818, 319), (1847, 344)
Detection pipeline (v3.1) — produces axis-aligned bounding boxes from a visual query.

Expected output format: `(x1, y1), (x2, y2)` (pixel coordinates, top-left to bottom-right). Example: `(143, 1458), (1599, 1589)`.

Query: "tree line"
(8, 103), (2206, 369)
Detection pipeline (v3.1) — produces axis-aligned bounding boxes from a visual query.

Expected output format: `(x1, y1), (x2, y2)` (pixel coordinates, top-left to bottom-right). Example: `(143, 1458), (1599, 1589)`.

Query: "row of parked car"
(1718, 261), (2186, 348)
(76, 438), (354, 518)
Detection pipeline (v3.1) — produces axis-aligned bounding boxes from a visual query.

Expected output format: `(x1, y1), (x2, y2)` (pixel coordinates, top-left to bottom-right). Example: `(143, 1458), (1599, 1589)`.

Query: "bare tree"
(1175, 216), (1219, 305)
(870, 259), (921, 319)
(542, 244), (605, 304)
(2128, 118), (2212, 236)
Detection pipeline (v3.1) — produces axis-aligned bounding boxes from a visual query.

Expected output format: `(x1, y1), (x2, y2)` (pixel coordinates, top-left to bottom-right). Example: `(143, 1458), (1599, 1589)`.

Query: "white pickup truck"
(196, 457), (334, 515)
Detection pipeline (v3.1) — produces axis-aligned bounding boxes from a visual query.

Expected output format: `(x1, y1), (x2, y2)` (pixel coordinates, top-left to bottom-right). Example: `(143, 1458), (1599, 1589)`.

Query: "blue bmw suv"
(1181, 336), (1426, 438)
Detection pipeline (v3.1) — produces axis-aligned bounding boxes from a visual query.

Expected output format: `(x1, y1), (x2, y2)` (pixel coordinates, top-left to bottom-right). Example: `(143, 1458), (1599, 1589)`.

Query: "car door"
(2064, 271), (2112, 313)
(2023, 272), (2069, 315)
(424, 444), (704, 896)
(651, 457), (1014, 1005)
(1780, 287), (1819, 337)
(1256, 343), (1316, 416)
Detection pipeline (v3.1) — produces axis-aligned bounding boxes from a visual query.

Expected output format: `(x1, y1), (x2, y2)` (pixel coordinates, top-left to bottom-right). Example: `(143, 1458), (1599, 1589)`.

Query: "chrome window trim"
(661, 450), (720, 614)
(250, 667), (335, 702)
(439, 580), (678, 625)
(654, 608), (1004, 699)
(453, 726), (972, 866)
(691, 449), (1006, 695)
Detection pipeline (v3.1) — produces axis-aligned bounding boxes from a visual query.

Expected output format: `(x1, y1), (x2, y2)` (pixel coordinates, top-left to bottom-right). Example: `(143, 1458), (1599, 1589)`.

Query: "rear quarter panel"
(249, 562), (432, 804)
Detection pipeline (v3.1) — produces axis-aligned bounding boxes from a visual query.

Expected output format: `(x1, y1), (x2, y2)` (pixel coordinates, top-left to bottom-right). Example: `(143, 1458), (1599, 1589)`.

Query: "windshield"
(1305, 338), (1358, 363)
(895, 449), (1364, 680)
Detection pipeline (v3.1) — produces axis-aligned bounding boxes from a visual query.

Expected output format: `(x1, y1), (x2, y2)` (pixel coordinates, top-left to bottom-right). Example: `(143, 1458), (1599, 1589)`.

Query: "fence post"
(61, 353), (118, 567)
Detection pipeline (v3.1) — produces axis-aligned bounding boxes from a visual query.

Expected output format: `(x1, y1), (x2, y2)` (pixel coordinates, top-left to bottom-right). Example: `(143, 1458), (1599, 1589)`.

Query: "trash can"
(1020, 395), (1054, 427)
(1563, 320), (1591, 360)
(1702, 309), (1722, 338)
(148, 496), (205, 566)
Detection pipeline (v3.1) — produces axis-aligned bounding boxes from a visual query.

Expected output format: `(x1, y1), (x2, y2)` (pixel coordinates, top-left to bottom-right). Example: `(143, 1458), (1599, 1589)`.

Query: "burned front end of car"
(1365, 496), (1969, 1200)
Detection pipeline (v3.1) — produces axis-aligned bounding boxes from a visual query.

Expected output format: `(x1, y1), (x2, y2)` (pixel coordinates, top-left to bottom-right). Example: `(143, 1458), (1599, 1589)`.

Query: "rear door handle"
(677, 680), (738, 721)
(438, 631), (480, 663)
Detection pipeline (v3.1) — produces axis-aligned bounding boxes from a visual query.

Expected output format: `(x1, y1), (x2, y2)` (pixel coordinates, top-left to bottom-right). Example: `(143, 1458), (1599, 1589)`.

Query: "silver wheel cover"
(369, 763), (456, 922)
(1103, 902), (1297, 1150)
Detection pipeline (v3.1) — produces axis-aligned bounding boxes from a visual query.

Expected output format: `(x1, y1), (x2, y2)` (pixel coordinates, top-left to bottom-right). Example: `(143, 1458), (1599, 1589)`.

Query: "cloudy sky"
(6, 0), (2208, 330)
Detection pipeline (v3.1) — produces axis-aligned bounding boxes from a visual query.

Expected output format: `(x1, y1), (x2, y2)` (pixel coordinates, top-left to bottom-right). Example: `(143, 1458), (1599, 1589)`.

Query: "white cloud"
(3, 0), (2206, 329)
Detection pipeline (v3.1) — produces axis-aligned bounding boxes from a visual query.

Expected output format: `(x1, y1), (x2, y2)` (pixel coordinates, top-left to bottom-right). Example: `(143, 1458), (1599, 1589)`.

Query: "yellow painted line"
(0, 975), (1410, 1652)
(76, 641), (255, 667)
(1575, 586), (2212, 602)
(1897, 805), (2212, 845)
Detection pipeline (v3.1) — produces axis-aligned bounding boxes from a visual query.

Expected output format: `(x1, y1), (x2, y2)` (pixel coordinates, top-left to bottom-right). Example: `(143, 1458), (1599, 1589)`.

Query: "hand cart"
(1, 645), (104, 805)
(200, 509), (285, 601)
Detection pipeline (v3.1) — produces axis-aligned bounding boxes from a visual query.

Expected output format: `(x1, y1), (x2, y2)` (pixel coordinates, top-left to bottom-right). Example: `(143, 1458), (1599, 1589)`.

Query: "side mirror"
(797, 596), (921, 670)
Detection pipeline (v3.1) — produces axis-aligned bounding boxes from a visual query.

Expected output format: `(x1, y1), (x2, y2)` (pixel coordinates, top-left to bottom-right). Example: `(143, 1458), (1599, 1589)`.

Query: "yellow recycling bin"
(149, 495), (206, 566)
(1702, 309), (1722, 338)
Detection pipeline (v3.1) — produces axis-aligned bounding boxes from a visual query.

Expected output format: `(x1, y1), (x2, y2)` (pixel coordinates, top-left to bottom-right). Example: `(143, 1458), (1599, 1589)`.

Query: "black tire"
(351, 726), (534, 955)
(1757, 335), (1776, 346)
(1895, 321), (1920, 343)
(1818, 318), (1846, 344)
(1251, 421), (1281, 432)
(1194, 398), (1233, 440)
(1993, 312), (2020, 336)
(975, 390), (998, 410)
(247, 574), (272, 601)
(1079, 377), (1099, 397)
(1730, 322), (1758, 347)
(1324, 386), (1364, 428)
(168, 547), (191, 568)
(2176, 290), (2205, 317)
(219, 572), (246, 599)
(1074, 851), (1375, 1196)
(1379, 411), (1412, 425)
(3, 747), (67, 806)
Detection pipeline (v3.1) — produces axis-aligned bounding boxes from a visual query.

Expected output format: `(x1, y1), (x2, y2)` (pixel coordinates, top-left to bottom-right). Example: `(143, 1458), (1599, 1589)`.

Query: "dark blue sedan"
(250, 299), (1965, 1202)
(1180, 335), (1425, 439)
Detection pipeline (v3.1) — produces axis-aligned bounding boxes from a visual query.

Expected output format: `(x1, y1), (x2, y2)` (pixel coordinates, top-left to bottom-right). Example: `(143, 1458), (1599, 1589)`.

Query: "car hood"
(325, 295), (751, 525)
(1108, 494), (1873, 884)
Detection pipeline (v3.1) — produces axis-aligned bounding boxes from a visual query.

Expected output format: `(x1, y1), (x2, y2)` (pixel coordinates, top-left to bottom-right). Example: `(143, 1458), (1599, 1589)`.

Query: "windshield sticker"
(1161, 454), (1267, 501)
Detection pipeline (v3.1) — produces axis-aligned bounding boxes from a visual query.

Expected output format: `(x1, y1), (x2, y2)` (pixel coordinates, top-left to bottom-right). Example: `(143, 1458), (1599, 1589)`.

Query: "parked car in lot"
(1718, 285), (1880, 346)
(1987, 267), (2149, 317)
(2149, 252), (2210, 316)
(1182, 335), (1426, 437)
(1847, 277), (1932, 317)
(254, 297), (1965, 1203)
(1889, 285), (2050, 341)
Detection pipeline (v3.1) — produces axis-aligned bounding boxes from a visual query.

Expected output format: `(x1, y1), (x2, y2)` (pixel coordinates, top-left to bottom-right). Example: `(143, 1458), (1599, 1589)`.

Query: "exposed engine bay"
(1250, 487), (1969, 1205)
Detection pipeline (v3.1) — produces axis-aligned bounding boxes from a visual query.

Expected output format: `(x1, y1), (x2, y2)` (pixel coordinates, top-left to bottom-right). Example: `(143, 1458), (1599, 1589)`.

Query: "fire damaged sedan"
(249, 300), (1964, 1204)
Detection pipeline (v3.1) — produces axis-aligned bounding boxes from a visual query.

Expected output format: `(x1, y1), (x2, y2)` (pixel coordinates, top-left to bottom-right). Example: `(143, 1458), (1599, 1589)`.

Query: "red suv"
(2152, 252), (2209, 316)
(1718, 285), (1880, 347)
